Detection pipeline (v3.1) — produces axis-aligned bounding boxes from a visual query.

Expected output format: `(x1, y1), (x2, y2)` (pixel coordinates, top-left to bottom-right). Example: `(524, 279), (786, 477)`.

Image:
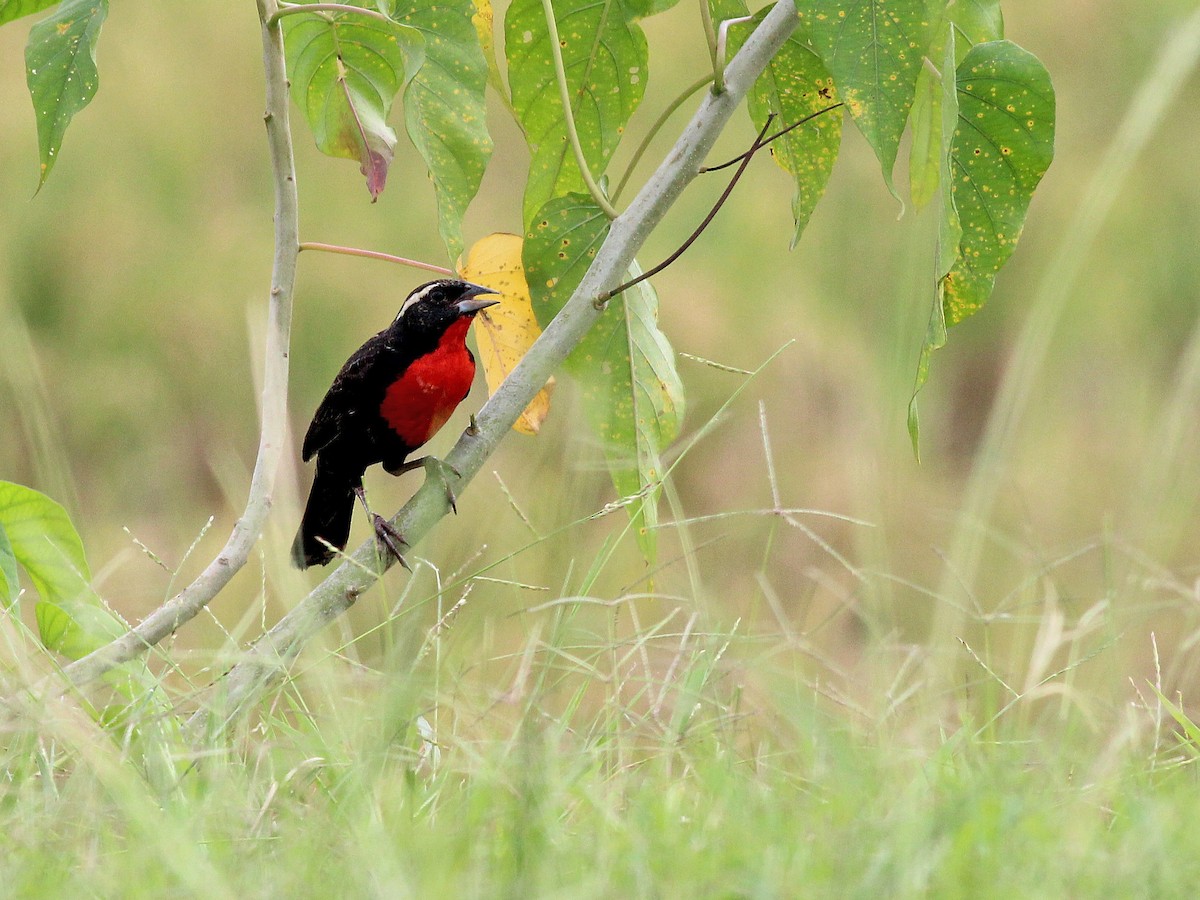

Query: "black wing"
(300, 331), (394, 461)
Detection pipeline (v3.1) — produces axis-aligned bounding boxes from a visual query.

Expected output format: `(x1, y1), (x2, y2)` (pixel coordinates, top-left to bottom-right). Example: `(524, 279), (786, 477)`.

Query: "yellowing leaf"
(458, 233), (554, 435)
(472, 0), (493, 58)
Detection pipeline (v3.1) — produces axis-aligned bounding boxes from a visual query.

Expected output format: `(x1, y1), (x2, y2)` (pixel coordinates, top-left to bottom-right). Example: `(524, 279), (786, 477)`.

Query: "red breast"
(379, 317), (476, 447)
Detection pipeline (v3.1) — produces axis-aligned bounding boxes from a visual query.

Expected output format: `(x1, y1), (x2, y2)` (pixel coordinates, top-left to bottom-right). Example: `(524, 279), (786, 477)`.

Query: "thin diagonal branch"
(190, 0), (803, 733)
(700, 102), (844, 173)
(55, 0), (300, 692)
(598, 113), (775, 303)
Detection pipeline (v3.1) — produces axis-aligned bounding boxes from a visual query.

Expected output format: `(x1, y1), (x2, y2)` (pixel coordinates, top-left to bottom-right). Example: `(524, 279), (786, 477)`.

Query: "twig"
(596, 113), (775, 303)
(188, 0), (805, 733)
(700, 102), (844, 173)
(299, 242), (453, 276)
(53, 0), (300, 692)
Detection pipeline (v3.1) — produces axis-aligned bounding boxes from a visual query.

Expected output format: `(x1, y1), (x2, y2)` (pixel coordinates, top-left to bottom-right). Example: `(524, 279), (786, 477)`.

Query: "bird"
(291, 279), (499, 569)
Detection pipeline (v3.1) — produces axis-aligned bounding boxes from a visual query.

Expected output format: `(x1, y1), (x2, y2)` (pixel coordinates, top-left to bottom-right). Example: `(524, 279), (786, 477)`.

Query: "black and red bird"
(292, 279), (499, 569)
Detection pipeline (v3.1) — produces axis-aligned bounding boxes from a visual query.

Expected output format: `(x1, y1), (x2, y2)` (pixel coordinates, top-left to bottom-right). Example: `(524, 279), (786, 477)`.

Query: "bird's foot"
(353, 484), (410, 570)
(371, 514), (410, 571)
(423, 456), (462, 514)
(385, 456), (462, 513)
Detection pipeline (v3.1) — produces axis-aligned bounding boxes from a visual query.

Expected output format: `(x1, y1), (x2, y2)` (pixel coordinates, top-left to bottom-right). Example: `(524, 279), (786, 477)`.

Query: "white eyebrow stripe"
(396, 282), (442, 321)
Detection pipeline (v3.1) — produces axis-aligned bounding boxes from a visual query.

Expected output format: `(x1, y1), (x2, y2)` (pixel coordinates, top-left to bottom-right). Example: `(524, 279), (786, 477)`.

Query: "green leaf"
(0, 482), (182, 782)
(950, 0), (1003, 53)
(734, 8), (842, 248)
(626, 0), (682, 15)
(525, 195), (685, 564)
(0, 0), (55, 27)
(24, 0), (108, 188)
(0, 522), (18, 608)
(941, 40), (1055, 325)
(908, 78), (939, 208)
(524, 195), (609, 331)
(907, 32), (958, 458)
(505, 0), (647, 227)
(391, 0), (493, 261)
(284, 2), (424, 200)
(581, 265), (684, 563)
(0, 480), (125, 658)
(1152, 686), (1200, 760)
(910, 5), (947, 209)
(800, 0), (934, 196)
(707, 0), (748, 19)
(910, 0), (1001, 207)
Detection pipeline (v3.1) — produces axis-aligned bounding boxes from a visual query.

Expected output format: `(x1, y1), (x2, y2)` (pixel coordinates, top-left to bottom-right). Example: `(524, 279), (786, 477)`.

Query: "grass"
(5, 576), (1200, 898)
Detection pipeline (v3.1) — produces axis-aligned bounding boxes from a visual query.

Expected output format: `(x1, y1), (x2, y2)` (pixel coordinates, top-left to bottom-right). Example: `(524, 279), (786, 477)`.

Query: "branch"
(299, 242), (454, 276)
(700, 102), (844, 173)
(54, 0), (300, 691)
(190, 0), (803, 733)
(599, 113), (775, 302)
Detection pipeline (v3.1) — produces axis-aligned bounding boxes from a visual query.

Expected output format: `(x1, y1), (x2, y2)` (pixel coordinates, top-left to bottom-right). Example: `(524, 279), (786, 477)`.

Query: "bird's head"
(393, 279), (499, 338)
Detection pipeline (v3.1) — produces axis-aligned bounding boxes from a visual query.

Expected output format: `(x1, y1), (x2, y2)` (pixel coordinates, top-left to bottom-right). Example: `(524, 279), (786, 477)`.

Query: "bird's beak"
(456, 282), (500, 315)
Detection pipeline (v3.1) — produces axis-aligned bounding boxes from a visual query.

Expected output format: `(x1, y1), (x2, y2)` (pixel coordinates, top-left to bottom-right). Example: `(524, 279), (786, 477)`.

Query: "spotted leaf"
(524, 195), (685, 564)
(732, 8), (842, 247)
(284, 2), (424, 200)
(505, 0), (647, 227)
(941, 39), (1054, 325)
(24, 0), (107, 188)
(391, 1), (492, 260)
(800, 0), (935, 196)
(909, 0), (1004, 208)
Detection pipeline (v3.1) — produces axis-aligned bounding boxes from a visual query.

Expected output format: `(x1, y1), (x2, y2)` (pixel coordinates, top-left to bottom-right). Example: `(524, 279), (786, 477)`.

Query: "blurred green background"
(2, 1), (1199, 712)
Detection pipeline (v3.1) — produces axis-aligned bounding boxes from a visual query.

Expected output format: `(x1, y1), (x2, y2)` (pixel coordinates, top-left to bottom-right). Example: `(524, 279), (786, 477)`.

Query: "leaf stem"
(612, 74), (712, 204)
(269, 2), (395, 26)
(699, 0), (723, 93)
(539, 0), (620, 219)
(599, 114), (775, 302)
(299, 242), (454, 276)
(714, 14), (754, 95)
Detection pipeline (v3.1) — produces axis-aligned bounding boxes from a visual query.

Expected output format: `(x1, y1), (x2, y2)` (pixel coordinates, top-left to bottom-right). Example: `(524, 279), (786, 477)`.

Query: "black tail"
(292, 460), (358, 568)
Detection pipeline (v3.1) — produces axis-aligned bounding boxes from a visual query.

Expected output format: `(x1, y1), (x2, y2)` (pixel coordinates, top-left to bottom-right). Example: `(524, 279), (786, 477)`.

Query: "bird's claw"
(371, 514), (410, 570)
(422, 457), (461, 515)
